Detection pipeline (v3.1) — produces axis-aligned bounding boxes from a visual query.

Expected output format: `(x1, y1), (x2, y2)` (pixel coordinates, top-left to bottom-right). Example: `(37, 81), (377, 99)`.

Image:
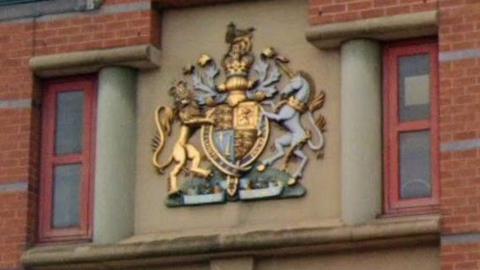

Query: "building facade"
(0, 0), (478, 269)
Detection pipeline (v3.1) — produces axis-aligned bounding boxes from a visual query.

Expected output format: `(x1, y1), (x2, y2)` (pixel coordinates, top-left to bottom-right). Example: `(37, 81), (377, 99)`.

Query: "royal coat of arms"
(152, 23), (326, 207)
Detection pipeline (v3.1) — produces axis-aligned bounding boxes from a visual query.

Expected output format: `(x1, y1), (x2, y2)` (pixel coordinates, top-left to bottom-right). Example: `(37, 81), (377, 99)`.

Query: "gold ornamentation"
(221, 23), (256, 106)
(287, 96), (308, 113)
(261, 47), (276, 58)
(152, 23), (327, 206)
(213, 104), (234, 130)
(200, 103), (270, 177)
(233, 101), (259, 130)
(198, 54), (212, 67)
(152, 81), (215, 197)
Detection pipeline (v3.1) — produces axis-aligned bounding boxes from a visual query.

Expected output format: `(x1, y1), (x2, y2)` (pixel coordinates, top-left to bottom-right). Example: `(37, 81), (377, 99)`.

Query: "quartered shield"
(201, 101), (269, 177)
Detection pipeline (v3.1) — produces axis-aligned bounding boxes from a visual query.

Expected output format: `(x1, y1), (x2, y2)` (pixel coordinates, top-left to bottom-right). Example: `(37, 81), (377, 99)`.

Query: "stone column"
(94, 67), (137, 243)
(340, 39), (382, 225)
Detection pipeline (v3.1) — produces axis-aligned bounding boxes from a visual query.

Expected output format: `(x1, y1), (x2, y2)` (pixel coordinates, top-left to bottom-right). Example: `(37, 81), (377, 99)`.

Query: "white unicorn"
(258, 71), (326, 185)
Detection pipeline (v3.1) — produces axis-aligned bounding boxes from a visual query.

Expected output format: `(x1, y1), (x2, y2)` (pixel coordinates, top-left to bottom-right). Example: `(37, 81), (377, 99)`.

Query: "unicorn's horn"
(274, 56), (296, 79)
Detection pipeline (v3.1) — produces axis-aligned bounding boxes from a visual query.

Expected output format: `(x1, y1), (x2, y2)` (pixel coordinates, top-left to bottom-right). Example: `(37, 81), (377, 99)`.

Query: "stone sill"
(22, 215), (440, 269)
(306, 11), (438, 49)
(153, 0), (238, 9)
(30, 44), (161, 77)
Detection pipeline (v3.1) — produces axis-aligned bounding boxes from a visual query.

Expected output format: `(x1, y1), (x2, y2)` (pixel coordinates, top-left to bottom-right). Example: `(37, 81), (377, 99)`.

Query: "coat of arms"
(152, 23), (326, 207)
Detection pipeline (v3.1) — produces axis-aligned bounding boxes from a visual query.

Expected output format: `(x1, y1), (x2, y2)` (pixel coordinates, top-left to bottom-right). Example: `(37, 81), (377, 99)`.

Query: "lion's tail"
(151, 106), (175, 172)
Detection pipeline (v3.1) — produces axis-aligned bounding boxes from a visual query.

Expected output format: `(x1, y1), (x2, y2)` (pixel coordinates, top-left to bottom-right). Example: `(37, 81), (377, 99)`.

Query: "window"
(39, 75), (97, 243)
(0, 0), (45, 6)
(0, 1), (98, 21)
(383, 40), (439, 215)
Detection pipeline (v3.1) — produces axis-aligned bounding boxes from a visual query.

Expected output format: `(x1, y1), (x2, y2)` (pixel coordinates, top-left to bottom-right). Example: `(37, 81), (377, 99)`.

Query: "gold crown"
(223, 34), (254, 78)
(224, 58), (251, 77)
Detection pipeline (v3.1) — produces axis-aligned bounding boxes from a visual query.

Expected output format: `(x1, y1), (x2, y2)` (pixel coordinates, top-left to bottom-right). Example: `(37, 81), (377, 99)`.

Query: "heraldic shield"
(201, 102), (270, 195)
(152, 23), (327, 207)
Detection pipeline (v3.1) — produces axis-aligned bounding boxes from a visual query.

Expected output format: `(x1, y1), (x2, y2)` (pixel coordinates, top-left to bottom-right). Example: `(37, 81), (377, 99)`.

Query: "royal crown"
(216, 24), (256, 105)
(224, 57), (251, 77)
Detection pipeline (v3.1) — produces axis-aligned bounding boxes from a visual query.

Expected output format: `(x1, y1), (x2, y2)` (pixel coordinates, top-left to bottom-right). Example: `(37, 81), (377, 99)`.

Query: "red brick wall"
(0, 19), (35, 269)
(442, 243), (480, 270)
(439, 1), (480, 270)
(309, 0), (438, 25)
(308, 0), (480, 269)
(1, 0), (479, 269)
(33, 11), (160, 55)
(0, 192), (29, 269)
(0, 0), (159, 269)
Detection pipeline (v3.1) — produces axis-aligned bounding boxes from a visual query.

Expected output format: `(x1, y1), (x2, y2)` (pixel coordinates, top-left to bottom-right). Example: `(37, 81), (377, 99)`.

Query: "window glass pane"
(399, 54), (431, 122)
(0, 0), (44, 6)
(399, 131), (432, 199)
(53, 164), (82, 228)
(55, 91), (84, 155)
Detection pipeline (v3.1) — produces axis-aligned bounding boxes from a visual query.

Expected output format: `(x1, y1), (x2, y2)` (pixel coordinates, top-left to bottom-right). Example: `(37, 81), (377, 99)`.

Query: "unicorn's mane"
(297, 71), (316, 103)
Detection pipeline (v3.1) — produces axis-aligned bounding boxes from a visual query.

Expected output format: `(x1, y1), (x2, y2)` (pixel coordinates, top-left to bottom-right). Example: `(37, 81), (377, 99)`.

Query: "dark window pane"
(399, 131), (432, 199)
(55, 91), (84, 155)
(0, 0), (45, 6)
(53, 164), (82, 228)
(399, 54), (431, 122)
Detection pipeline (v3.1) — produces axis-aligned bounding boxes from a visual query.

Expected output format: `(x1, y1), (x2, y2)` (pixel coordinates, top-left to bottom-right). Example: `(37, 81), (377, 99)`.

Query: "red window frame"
(383, 39), (439, 215)
(38, 75), (97, 243)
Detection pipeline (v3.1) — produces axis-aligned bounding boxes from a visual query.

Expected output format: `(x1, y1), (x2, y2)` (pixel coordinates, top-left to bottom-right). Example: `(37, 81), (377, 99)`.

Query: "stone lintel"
(306, 11), (438, 49)
(30, 44), (161, 77)
(210, 257), (254, 270)
(153, 0), (238, 9)
(22, 216), (440, 270)
(0, 0), (101, 22)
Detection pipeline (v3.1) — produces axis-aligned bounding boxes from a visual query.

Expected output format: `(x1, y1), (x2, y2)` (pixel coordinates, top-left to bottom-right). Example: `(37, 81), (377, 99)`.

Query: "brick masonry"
(0, 0), (479, 270)
(438, 1), (480, 270)
(309, 0), (480, 270)
(309, 0), (480, 269)
(0, 0), (159, 268)
(308, 0), (438, 25)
